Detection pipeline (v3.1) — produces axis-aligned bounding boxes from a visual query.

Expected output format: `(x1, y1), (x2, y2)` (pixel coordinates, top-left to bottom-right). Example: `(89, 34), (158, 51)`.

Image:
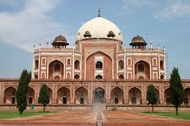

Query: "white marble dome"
(76, 17), (123, 41)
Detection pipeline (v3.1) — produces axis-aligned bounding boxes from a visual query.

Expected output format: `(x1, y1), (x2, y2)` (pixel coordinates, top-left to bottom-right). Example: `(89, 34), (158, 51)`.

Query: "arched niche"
(184, 88), (190, 105)
(4, 87), (16, 104)
(75, 87), (88, 104)
(135, 60), (150, 80)
(27, 87), (35, 104)
(164, 88), (171, 105)
(49, 60), (64, 79)
(111, 87), (123, 104)
(57, 87), (70, 104)
(129, 87), (142, 104)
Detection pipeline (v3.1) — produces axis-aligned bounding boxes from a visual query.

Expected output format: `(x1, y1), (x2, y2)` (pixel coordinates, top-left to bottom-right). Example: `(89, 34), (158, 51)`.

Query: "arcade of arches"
(34, 58), (166, 80)
(2, 80), (190, 106)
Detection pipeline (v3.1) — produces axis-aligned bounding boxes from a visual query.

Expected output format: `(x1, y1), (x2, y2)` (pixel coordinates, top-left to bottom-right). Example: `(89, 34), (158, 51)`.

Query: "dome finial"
(98, 8), (101, 17)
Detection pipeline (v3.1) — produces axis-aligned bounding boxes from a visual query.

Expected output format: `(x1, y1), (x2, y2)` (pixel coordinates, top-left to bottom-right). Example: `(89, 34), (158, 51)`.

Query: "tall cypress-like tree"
(147, 84), (158, 112)
(38, 84), (49, 112)
(170, 67), (184, 115)
(16, 69), (31, 115)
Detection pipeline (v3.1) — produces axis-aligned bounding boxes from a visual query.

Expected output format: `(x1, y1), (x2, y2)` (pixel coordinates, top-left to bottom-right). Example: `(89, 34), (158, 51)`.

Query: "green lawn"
(0, 111), (52, 119)
(144, 112), (190, 120)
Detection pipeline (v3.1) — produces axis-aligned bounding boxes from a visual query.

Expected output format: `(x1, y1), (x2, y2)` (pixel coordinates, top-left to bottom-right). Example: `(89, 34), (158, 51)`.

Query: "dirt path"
(103, 111), (190, 126)
(0, 110), (190, 126)
(0, 110), (97, 126)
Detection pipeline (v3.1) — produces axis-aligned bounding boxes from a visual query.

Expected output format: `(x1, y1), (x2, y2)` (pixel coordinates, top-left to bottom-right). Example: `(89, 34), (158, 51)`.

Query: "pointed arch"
(160, 60), (164, 70)
(67, 58), (71, 65)
(75, 87), (88, 104)
(111, 87), (124, 104)
(184, 88), (190, 105)
(135, 60), (150, 80)
(155, 88), (160, 104)
(86, 51), (112, 80)
(153, 59), (157, 66)
(128, 73), (132, 79)
(128, 59), (131, 66)
(27, 87), (35, 104)
(86, 51), (112, 60)
(35, 60), (39, 69)
(4, 87), (16, 104)
(48, 60), (64, 79)
(74, 60), (80, 69)
(118, 60), (124, 69)
(146, 87), (160, 104)
(47, 87), (53, 104)
(129, 87), (142, 104)
(57, 87), (70, 104)
(164, 88), (171, 105)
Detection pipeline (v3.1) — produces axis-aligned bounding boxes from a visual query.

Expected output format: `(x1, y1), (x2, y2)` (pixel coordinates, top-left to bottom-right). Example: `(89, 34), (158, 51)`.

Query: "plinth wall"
(1, 104), (190, 112)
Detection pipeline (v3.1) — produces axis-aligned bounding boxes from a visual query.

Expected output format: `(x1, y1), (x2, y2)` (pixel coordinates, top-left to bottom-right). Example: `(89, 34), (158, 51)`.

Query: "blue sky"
(0, 0), (190, 79)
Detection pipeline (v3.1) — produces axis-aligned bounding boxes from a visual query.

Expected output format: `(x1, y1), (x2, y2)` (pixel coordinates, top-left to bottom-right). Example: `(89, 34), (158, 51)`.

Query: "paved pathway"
(0, 110), (190, 126)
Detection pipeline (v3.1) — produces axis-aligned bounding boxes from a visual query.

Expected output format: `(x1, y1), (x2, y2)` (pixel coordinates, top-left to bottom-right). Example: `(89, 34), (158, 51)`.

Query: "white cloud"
(121, 0), (190, 21)
(127, 0), (158, 7)
(153, 0), (190, 21)
(122, 0), (159, 12)
(0, 0), (74, 52)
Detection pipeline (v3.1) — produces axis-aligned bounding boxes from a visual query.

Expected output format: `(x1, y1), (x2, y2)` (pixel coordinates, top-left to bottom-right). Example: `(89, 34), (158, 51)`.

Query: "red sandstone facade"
(1, 15), (190, 107)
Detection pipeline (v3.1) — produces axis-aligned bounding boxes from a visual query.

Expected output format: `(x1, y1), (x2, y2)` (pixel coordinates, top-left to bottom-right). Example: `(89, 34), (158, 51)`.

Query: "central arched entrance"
(93, 88), (105, 103)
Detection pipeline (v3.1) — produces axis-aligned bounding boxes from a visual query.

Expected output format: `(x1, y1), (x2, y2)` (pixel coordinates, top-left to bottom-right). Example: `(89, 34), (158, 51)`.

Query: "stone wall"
(1, 104), (190, 112)
(106, 105), (190, 112)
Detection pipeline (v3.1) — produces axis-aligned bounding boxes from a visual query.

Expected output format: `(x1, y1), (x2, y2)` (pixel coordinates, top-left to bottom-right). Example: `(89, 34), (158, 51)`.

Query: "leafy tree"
(38, 84), (49, 112)
(147, 84), (158, 112)
(16, 69), (31, 115)
(170, 67), (184, 115)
